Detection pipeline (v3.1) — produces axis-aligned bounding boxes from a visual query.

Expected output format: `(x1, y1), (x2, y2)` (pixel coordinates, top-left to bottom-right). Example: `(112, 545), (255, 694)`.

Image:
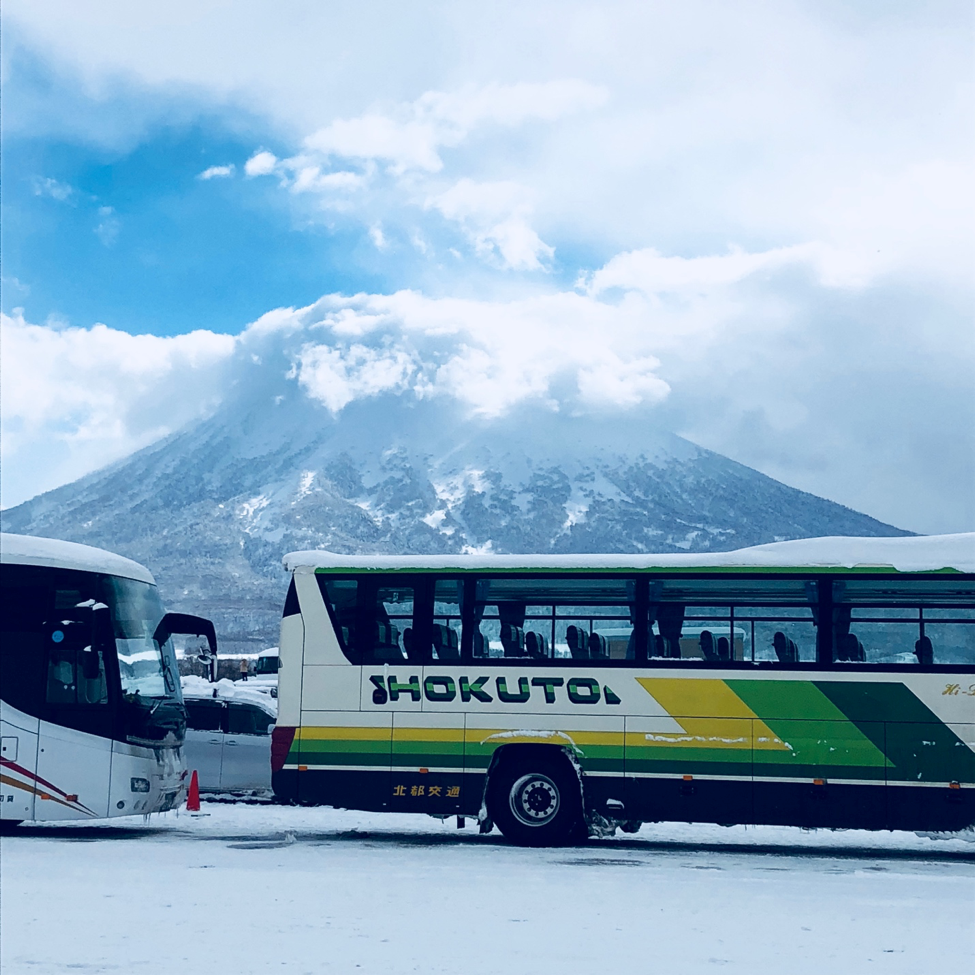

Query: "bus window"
(433, 579), (462, 661)
(923, 617), (975, 665)
(373, 584), (414, 662)
(844, 608), (919, 664)
(471, 577), (635, 662)
(739, 607), (818, 664)
(44, 622), (109, 706)
(319, 578), (358, 659)
(835, 578), (975, 666)
(920, 608), (975, 666)
(106, 578), (178, 699)
(0, 581), (48, 717)
(318, 576), (416, 664)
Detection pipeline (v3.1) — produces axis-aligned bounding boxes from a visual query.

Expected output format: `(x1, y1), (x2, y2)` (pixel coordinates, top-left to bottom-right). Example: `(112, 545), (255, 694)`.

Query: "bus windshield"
(105, 577), (180, 701)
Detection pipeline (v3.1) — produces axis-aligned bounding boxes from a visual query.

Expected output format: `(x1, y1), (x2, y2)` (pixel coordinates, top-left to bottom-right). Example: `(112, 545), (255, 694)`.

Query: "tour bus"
(1, 533), (216, 825)
(271, 534), (975, 845)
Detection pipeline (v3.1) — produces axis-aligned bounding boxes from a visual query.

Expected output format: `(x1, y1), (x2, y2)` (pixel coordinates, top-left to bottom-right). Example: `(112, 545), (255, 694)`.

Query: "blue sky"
(2, 55), (405, 334)
(1, 1), (972, 533)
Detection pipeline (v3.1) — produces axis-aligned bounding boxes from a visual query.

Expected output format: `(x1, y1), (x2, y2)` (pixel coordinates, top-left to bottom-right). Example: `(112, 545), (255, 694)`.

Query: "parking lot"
(2, 803), (973, 975)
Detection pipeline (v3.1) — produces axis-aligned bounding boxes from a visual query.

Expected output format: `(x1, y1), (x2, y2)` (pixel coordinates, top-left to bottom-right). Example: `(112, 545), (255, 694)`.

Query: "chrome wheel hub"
(509, 773), (560, 827)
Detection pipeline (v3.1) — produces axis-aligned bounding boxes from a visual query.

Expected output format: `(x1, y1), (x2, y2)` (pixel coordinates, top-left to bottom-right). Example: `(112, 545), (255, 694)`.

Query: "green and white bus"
(271, 534), (975, 845)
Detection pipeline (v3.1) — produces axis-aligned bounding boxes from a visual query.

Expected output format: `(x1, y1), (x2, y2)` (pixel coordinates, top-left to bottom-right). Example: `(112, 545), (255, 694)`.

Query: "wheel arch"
(484, 743), (584, 811)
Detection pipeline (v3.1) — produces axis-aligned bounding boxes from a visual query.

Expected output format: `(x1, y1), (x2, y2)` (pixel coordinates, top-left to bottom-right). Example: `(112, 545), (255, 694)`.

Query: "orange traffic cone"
(186, 770), (201, 812)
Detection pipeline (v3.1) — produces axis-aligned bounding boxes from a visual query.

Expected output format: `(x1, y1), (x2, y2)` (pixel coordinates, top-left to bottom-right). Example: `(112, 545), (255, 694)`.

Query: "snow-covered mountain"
(2, 325), (909, 653)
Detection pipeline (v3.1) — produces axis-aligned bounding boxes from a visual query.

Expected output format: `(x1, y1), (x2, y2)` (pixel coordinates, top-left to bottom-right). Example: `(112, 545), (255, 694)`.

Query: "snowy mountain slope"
(2, 339), (909, 653)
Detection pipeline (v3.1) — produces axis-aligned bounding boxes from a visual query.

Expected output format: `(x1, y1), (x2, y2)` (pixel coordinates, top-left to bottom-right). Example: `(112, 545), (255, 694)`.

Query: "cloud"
(428, 179), (554, 270)
(294, 343), (416, 412)
(31, 175), (74, 201)
(583, 244), (823, 296)
(303, 80), (607, 174)
(4, 229), (974, 532)
(0, 311), (235, 507)
(244, 149), (364, 198)
(93, 205), (120, 246)
(244, 150), (277, 176)
(274, 287), (674, 418)
(198, 163), (235, 179)
(238, 81), (602, 267)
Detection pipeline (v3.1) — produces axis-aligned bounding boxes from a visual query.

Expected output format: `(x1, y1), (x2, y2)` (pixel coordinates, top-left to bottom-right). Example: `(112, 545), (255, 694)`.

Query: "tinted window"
(834, 604), (975, 666)
(433, 579), (462, 662)
(185, 700), (224, 732)
(472, 577), (635, 662)
(318, 576), (423, 664)
(45, 625), (109, 706)
(313, 569), (974, 669)
(319, 577), (358, 661)
(0, 569), (54, 716)
(227, 703), (274, 735)
(255, 655), (279, 675)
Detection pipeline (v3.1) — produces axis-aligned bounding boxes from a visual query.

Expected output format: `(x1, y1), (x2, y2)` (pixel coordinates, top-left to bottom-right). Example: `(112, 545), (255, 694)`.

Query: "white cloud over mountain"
(5, 229), (972, 533)
(0, 312), (234, 506)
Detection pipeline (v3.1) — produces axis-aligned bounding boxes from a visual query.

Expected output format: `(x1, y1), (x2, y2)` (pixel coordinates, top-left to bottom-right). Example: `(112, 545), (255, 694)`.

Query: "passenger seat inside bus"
(433, 624), (460, 661)
(525, 631), (548, 659)
(501, 624), (526, 656)
(473, 630), (489, 657)
(837, 633), (865, 662)
(772, 631), (799, 663)
(374, 621), (405, 660)
(699, 630), (718, 661)
(914, 635), (933, 665)
(588, 632), (608, 659)
(566, 625), (588, 659)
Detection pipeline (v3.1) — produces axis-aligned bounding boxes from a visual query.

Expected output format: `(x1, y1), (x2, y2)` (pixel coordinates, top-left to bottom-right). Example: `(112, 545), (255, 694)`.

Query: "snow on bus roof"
(285, 533), (975, 575)
(0, 533), (155, 584)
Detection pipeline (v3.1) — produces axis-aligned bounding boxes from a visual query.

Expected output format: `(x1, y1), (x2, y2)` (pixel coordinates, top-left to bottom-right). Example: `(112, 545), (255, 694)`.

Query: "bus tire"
(488, 752), (583, 847)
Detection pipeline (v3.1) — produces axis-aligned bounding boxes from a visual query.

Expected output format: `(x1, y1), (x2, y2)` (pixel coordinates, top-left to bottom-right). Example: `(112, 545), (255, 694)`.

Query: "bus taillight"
(271, 726), (296, 772)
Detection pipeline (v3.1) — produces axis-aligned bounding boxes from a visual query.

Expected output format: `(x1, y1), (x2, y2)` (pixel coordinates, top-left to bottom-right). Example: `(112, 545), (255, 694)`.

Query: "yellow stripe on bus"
(392, 727), (466, 743)
(635, 678), (790, 752)
(297, 726), (391, 742)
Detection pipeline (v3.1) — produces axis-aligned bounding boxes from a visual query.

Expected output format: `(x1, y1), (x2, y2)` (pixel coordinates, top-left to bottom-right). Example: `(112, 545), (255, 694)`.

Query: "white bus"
(1, 533), (216, 826)
(271, 535), (975, 845)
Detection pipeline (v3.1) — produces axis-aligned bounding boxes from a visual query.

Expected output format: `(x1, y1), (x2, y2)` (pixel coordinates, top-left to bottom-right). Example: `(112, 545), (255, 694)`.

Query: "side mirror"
(155, 613), (218, 682)
(154, 613), (218, 658)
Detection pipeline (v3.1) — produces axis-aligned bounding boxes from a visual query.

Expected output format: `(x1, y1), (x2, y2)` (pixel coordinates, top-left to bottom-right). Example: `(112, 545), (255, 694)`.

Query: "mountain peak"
(3, 362), (909, 654)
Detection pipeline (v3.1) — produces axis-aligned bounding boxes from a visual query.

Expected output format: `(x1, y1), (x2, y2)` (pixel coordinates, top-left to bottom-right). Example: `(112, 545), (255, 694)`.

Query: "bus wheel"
(489, 754), (583, 847)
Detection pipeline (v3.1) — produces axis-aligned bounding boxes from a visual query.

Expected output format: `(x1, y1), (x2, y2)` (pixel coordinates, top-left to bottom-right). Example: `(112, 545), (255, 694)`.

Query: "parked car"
(246, 647), (279, 698)
(181, 677), (276, 793)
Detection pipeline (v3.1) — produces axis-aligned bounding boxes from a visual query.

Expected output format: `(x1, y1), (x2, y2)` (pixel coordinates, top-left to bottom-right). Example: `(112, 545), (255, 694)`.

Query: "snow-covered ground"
(2, 804), (973, 975)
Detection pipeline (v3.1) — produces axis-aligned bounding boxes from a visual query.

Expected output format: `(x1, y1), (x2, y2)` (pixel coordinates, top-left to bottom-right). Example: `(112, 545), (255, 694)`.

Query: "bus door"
(35, 615), (115, 820)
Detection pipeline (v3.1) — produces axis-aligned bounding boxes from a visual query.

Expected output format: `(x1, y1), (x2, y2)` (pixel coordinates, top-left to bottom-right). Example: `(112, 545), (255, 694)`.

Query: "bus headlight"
(130, 777), (151, 793)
